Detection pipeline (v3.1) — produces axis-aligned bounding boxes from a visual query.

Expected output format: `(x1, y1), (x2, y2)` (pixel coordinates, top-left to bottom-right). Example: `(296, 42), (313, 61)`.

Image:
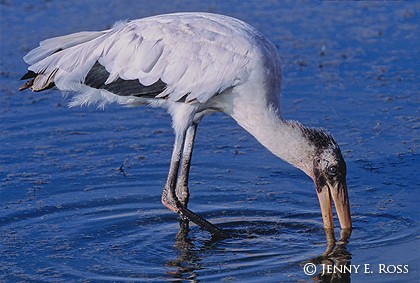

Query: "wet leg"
(176, 123), (198, 230)
(161, 131), (184, 213)
(161, 128), (228, 239)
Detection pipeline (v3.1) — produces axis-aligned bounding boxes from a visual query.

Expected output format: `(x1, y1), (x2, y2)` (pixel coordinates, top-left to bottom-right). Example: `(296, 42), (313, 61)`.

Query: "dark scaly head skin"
(305, 128), (352, 230)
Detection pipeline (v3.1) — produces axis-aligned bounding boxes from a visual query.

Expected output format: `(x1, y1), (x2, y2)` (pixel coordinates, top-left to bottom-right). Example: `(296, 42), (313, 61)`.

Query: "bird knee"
(161, 191), (179, 213)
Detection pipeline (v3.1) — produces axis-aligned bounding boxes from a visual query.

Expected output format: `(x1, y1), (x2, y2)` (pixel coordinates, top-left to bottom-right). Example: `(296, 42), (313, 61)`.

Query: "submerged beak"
(316, 180), (352, 230)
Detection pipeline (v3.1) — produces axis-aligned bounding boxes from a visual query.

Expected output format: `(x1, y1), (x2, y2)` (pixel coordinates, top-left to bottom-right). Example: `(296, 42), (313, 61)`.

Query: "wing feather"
(23, 31), (107, 65)
(22, 13), (254, 107)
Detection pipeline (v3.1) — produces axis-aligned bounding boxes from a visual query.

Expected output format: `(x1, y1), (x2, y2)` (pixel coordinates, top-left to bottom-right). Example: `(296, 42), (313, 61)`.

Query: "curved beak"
(316, 179), (352, 230)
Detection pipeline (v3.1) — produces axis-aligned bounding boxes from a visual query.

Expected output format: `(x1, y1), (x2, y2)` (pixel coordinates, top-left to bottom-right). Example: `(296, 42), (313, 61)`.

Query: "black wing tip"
(85, 61), (167, 98)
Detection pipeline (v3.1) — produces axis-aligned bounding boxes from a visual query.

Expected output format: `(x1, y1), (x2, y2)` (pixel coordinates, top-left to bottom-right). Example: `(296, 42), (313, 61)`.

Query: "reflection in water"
(308, 229), (352, 283)
(166, 222), (353, 282)
(165, 224), (208, 282)
(165, 222), (239, 282)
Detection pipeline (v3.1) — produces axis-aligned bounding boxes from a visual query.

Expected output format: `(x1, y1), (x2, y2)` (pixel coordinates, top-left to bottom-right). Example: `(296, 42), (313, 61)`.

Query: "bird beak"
(316, 179), (352, 230)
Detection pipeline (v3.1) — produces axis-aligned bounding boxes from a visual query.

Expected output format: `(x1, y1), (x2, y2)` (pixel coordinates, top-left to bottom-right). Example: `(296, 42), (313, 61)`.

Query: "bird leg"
(161, 132), (183, 213)
(175, 123), (198, 230)
(161, 127), (228, 239)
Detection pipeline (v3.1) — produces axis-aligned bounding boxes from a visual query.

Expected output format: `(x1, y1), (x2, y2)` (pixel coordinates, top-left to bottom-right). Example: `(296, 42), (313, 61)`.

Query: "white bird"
(20, 12), (351, 238)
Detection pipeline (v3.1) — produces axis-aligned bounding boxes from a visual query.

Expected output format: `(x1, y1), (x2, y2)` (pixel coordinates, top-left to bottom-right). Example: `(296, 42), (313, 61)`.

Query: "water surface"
(1, 1), (418, 282)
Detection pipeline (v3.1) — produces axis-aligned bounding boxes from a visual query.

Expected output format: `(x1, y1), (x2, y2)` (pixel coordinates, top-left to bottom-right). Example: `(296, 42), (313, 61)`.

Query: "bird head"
(302, 128), (352, 231)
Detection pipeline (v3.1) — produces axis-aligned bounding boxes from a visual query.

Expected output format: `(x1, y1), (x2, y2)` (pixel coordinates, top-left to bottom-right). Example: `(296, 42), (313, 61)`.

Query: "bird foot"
(178, 206), (229, 239)
(161, 187), (228, 239)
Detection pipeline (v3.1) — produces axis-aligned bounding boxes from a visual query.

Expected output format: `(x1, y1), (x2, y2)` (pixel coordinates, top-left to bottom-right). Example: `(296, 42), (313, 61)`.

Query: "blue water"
(1, 1), (419, 282)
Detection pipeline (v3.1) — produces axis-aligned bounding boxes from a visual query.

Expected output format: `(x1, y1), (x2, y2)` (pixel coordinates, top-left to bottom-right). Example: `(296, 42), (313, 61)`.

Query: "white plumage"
(24, 13), (272, 108)
(21, 12), (351, 238)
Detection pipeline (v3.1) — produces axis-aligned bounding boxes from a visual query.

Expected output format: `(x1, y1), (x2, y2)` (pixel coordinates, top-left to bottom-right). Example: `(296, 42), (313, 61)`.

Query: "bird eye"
(328, 166), (338, 176)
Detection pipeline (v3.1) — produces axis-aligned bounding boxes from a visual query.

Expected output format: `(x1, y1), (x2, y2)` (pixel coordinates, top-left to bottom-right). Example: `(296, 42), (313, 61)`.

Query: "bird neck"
(231, 104), (316, 177)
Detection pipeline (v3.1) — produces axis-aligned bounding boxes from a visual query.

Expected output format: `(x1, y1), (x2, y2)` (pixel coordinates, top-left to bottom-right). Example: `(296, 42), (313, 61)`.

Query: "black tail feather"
(20, 70), (37, 80)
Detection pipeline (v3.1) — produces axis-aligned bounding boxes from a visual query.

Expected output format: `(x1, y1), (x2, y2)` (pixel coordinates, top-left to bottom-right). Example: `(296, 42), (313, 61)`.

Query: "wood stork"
(20, 12), (351, 238)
